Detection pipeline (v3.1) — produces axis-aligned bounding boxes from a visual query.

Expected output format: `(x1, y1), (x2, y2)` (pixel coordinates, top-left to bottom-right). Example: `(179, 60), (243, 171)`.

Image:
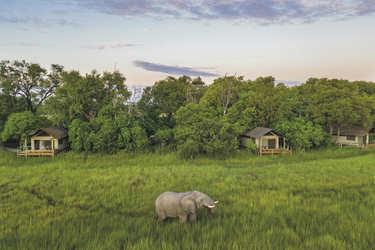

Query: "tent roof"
(328, 125), (375, 136)
(28, 126), (68, 139)
(241, 127), (283, 139)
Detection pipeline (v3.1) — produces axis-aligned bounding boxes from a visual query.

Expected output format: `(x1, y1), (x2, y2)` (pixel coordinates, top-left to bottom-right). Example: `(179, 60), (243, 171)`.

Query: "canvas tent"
(328, 125), (375, 147)
(18, 126), (69, 156)
(240, 127), (286, 150)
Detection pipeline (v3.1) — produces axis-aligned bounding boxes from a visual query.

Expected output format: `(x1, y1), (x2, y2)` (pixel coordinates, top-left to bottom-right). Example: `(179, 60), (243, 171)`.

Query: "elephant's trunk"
(208, 205), (217, 214)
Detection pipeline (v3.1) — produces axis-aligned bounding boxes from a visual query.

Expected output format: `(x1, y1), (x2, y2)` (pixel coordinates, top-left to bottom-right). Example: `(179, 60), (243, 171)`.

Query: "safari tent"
(240, 127), (292, 155)
(18, 126), (69, 157)
(328, 125), (375, 147)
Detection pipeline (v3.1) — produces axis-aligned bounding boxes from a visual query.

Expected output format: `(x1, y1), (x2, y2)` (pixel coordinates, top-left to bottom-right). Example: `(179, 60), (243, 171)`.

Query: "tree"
(306, 78), (375, 142)
(248, 77), (291, 127)
(45, 70), (130, 123)
(186, 76), (207, 105)
(225, 76), (291, 128)
(1, 111), (51, 145)
(225, 91), (257, 132)
(274, 117), (330, 152)
(200, 75), (251, 114)
(0, 93), (28, 136)
(174, 103), (240, 159)
(68, 105), (150, 154)
(288, 84), (310, 118)
(0, 60), (63, 113)
(151, 76), (193, 121)
(354, 80), (375, 96)
(68, 118), (95, 152)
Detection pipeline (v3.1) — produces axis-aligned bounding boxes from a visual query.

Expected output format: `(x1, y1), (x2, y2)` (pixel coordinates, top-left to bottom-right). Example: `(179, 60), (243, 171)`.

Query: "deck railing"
(256, 148), (292, 155)
(17, 149), (58, 157)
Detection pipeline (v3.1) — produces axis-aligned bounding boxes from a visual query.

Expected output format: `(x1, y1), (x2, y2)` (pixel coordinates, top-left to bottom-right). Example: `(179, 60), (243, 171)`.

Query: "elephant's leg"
(189, 213), (196, 223)
(158, 211), (167, 221)
(179, 214), (188, 222)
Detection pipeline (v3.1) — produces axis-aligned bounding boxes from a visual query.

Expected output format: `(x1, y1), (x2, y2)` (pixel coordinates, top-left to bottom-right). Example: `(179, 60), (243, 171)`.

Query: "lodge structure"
(240, 127), (292, 155)
(328, 125), (375, 148)
(17, 126), (69, 157)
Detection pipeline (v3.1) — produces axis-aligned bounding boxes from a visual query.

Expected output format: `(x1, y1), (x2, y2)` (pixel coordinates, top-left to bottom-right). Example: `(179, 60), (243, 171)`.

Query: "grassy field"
(1, 148), (375, 249)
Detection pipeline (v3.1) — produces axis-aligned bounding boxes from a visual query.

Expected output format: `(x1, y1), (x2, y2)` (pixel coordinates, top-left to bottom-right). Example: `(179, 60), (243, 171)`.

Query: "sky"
(1, 0), (375, 86)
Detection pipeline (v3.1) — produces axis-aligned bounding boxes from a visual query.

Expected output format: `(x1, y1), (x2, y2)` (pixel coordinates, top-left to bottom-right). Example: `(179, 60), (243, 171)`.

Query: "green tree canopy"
(45, 70), (130, 124)
(1, 111), (51, 145)
(174, 103), (240, 159)
(226, 76), (291, 128)
(199, 75), (251, 115)
(274, 117), (330, 152)
(306, 78), (375, 141)
(0, 60), (63, 113)
(151, 75), (206, 121)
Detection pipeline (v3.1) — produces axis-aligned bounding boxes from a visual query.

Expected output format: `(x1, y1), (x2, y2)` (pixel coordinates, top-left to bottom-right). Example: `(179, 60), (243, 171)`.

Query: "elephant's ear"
(181, 194), (197, 213)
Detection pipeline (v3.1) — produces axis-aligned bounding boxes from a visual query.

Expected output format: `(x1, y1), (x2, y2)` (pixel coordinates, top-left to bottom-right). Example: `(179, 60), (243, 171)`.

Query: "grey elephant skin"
(155, 190), (218, 223)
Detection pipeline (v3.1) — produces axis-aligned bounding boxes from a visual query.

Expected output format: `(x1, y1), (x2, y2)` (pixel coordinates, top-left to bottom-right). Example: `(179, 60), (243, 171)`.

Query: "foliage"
(68, 119), (95, 152)
(3, 58), (375, 157)
(129, 124), (150, 152)
(68, 112), (150, 154)
(175, 103), (240, 159)
(225, 91), (257, 132)
(45, 70), (130, 123)
(199, 75), (251, 114)
(244, 139), (258, 151)
(1, 111), (51, 145)
(274, 117), (331, 151)
(247, 77), (292, 127)
(306, 78), (375, 140)
(0, 94), (28, 138)
(0, 60), (63, 113)
(153, 128), (174, 145)
(151, 75), (205, 121)
(1, 148), (375, 249)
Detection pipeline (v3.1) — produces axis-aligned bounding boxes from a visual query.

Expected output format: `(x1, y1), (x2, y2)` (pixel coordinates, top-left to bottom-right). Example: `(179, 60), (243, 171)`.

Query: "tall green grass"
(1, 148), (375, 249)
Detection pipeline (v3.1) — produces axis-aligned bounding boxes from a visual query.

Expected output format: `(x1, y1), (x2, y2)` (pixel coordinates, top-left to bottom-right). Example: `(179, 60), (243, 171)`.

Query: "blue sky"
(1, 0), (374, 86)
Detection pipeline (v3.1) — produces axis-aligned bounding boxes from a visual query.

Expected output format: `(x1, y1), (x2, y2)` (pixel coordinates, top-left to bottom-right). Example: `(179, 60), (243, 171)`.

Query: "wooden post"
(52, 139), (55, 157)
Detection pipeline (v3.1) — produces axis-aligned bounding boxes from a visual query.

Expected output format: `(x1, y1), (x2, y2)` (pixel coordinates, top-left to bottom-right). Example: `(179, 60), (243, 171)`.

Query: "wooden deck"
(256, 148), (292, 155)
(339, 143), (375, 149)
(17, 149), (58, 157)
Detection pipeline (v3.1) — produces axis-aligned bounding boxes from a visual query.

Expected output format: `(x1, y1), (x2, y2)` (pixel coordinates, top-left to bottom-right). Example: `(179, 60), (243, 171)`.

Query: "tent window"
(347, 135), (355, 141)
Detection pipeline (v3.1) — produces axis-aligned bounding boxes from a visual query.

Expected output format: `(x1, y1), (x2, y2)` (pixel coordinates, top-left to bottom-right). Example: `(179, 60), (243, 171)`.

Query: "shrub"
(1, 111), (51, 146)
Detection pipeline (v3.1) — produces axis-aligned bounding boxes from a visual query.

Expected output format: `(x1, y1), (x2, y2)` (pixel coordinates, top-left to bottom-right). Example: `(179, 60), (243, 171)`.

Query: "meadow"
(1, 148), (375, 249)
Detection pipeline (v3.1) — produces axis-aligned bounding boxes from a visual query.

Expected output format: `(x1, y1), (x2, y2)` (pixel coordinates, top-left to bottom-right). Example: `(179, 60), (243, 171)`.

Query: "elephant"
(155, 190), (218, 223)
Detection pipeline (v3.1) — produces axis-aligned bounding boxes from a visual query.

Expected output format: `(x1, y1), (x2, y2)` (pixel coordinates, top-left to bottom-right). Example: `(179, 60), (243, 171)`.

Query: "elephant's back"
(155, 191), (189, 208)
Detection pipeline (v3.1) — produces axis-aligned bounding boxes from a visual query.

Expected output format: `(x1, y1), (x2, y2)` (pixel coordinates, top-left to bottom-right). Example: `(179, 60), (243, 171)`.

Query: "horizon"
(1, 0), (374, 86)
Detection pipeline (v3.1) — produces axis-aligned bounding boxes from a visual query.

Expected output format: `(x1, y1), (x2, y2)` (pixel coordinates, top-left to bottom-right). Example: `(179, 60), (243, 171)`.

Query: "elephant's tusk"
(208, 205), (215, 208)
(214, 201), (219, 204)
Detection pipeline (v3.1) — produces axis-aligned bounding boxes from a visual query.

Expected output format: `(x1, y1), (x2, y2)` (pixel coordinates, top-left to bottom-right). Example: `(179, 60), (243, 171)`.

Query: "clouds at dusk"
(1, 0), (374, 85)
(133, 61), (219, 77)
(2, 0), (374, 27)
(79, 42), (143, 50)
(85, 0), (375, 24)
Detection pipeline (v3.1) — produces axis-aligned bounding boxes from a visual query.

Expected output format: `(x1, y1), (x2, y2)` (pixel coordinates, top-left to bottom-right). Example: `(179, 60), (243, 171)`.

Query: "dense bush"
(68, 119), (95, 152)
(175, 103), (240, 159)
(1, 111), (51, 146)
(68, 116), (150, 154)
(274, 117), (331, 151)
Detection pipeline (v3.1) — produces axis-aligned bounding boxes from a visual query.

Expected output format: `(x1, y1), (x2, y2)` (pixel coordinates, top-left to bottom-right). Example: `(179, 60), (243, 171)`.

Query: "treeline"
(1, 60), (375, 158)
